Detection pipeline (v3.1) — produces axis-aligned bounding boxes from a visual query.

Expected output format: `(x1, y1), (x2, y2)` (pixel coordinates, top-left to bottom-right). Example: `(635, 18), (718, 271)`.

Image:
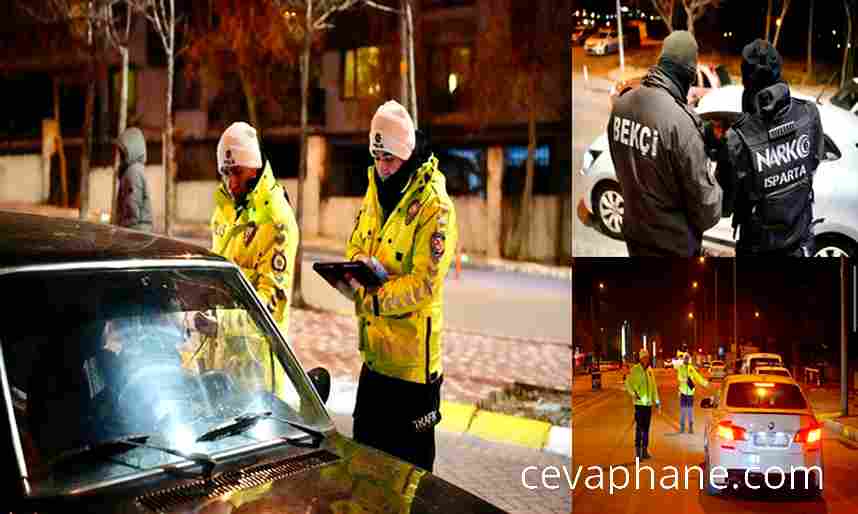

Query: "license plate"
(753, 432), (790, 448)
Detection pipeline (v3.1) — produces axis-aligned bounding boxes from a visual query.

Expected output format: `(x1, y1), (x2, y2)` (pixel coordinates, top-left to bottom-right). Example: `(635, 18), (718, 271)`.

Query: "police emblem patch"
(244, 222), (258, 247)
(405, 199), (421, 225)
(272, 249), (287, 273)
(430, 232), (445, 262)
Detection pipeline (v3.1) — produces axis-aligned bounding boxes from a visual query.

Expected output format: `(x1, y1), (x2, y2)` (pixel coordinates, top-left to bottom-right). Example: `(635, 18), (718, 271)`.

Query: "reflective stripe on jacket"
(346, 155), (458, 384)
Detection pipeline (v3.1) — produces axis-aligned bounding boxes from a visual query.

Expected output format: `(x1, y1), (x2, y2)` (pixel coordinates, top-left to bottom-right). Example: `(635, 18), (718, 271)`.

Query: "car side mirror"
(308, 367), (331, 404)
(700, 397), (714, 409)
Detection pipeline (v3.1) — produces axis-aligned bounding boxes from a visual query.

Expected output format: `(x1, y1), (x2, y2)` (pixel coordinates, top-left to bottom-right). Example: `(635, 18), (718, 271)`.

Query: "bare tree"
(680, 0), (720, 37)
(765, 0), (773, 41)
(842, 0), (854, 89)
(771, 0), (791, 48)
(804, 0), (815, 85)
(132, 0), (177, 235)
(650, 0), (676, 33)
(102, 0), (135, 223)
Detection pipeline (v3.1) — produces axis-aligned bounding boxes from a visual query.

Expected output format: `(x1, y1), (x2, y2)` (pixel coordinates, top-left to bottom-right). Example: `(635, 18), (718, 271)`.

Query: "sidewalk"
(804, 384), (858, 444)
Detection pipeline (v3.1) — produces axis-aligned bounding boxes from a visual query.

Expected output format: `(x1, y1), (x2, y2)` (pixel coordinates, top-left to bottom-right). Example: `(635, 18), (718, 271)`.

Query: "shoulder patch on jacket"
(272, 249), (287, 273)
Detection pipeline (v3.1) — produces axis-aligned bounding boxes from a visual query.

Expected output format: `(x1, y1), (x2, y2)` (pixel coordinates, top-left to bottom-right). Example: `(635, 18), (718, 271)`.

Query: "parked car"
(585, 28), (626, 56)
(578, 84), (858, 257)
(0, 211), (505, 514)
(609, 63), (729, 107)
(701, 375), (823, 495)
(572, 23), (598, 46)
(740, 352), (784, 375)
(755, 366), (793, 379)
(709, 361), (727, 380)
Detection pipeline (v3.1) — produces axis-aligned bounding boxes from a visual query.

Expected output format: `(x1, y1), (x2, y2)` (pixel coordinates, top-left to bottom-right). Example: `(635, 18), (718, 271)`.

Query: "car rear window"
(726, 382), (808, 410)
(750, 358), (781, 371)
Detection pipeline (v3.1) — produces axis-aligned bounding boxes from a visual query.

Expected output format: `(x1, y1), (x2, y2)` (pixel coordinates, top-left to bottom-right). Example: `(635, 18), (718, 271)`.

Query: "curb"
(820, 414), (858, 444)
(325, 378), (571, 457)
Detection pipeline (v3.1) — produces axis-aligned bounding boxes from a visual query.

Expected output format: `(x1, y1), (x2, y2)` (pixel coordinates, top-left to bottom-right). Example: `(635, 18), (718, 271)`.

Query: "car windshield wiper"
(195, 411), (325, 447)
(49, 434), (218, 479)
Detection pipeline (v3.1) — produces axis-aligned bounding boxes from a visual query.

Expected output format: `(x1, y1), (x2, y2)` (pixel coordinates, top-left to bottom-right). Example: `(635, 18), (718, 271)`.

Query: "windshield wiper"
(50, 434), (218, 480)
(195, 411), (325, 447)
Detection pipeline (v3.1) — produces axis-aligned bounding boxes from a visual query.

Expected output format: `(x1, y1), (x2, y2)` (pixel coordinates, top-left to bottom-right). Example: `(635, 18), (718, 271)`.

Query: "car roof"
(725, 374), (796, 385)
(0, 210), (224, 268)
(756, 365), (789, 370)
(744, 353), (782, 359)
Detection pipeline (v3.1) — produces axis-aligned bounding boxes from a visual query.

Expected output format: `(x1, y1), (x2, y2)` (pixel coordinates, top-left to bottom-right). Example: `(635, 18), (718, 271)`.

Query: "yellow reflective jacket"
(346, 155), (458, 384)
(676, 363), (709, 396)
(625, 364), (660, 406)
(210, 163), (299, 336)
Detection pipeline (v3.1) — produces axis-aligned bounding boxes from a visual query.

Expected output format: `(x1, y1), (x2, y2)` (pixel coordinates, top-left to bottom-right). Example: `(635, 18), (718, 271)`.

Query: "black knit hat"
(741, 39), (783, 91)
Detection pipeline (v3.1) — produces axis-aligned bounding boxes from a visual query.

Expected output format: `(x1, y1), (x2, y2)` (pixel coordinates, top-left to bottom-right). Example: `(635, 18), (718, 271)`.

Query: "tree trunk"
(399, 0), (408, 110)
(164, 0), (175, 236)
(53, 78), (69, 207)
(804, 0), (814, 85)
(239, 67), (260, 129)
(651, 0), (674, 33)
(111, 45), (130, 224)
(684, 5), (695, 37)
(293, 0), (312, 309)
(406, 0), (417, 125)
(80, 77), (95, 220)
(843, 0), (853, 89)
(765, 0), (773, 41)
(772, 0), (791, 49)
(508, 74), (537, 260)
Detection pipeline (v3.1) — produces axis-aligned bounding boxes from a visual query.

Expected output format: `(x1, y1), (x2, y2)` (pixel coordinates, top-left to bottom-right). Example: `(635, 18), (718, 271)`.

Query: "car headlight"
(582, 149), (602, 171)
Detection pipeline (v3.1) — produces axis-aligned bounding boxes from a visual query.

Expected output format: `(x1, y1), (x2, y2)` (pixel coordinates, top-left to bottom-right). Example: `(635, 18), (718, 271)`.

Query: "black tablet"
(313, 261), (385, 290)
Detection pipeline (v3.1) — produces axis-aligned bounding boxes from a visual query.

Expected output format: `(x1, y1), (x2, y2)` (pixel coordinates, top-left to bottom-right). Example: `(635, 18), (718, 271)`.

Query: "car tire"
(814, 234), (858, 258)
(593, 181), (625, 239)
(703, 451), (722, 496)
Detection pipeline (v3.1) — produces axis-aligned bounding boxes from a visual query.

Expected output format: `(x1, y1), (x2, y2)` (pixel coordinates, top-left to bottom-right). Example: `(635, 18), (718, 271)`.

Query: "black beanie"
(741, 39), (783, 91)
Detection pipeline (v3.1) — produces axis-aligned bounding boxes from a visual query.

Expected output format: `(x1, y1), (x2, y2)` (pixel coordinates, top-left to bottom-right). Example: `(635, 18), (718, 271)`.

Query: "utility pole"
(842, 257), (849, 416)
(616, 0), (625, 77)
(733, 258), (738, 359)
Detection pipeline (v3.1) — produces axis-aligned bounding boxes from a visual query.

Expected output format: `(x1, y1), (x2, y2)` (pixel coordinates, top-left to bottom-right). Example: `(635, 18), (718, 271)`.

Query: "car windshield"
(0, 266), (329, 496)
(830, 81), (858, 110)
(749, 357), (781, 371)
(726, 382), (808, 410)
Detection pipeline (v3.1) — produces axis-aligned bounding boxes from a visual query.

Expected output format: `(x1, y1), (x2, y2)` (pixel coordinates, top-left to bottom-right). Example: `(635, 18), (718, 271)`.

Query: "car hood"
(588, 132), (610, 154)
(16, 433), (505, 514)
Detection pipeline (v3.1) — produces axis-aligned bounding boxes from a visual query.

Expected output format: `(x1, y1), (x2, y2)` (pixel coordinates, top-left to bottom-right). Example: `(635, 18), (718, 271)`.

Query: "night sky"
(573, 259), (855, 367)
(573, 0), (854, 65)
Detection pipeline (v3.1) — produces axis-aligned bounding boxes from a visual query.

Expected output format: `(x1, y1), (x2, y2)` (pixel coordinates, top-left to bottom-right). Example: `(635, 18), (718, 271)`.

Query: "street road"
(572, 370), (858, 513)
(301, 251), (573, 343)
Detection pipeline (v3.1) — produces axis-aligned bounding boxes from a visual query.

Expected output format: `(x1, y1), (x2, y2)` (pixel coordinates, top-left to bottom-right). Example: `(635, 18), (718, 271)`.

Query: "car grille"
(751, 431), (791, 448)
(137, 450), (339, 513)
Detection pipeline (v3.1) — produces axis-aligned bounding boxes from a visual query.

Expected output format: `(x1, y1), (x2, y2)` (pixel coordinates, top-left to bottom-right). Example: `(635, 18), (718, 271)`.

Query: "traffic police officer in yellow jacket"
(191, 122), (299, 397)
(674, 352), (709, 434)
(625, 348), (660, 460)
(343, 100), (458, 472)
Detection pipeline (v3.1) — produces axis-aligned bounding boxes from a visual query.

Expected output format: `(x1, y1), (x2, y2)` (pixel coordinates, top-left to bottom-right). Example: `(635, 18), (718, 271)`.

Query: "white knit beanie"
(369, 100), (415, 161)
(217, 122), (263, 172)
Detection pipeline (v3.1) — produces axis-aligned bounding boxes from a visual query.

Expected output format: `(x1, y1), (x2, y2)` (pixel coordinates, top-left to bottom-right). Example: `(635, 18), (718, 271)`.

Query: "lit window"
(343, 46), (381, 99)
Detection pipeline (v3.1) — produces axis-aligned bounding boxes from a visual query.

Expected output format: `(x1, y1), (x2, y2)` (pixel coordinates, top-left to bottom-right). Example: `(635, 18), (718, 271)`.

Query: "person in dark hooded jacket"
(717, 40), (824, 256)
(115, 127), (153, 231)
(608, 31), (723, 256)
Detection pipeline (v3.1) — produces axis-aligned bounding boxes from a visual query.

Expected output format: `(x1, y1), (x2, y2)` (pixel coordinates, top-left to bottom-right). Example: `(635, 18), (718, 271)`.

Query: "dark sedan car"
(0, 211), (506, 514)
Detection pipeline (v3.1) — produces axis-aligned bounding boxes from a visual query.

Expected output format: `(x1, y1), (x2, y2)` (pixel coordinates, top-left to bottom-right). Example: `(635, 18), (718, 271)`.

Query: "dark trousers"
(352, 365), (441, 472)
(634, 405), (653, 450)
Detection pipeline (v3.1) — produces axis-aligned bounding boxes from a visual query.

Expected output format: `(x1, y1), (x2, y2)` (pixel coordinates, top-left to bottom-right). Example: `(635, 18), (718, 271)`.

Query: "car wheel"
(593, 182), (624, 239)
(814, 234), (858, 258)
(703, 451), (721, 496)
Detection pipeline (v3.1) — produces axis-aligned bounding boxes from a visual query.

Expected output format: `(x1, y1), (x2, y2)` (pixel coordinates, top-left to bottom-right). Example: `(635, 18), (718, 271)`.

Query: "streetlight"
(755, 310), (760, 318)
(692, 280), (699, 289)
(599, 282), (605, 290)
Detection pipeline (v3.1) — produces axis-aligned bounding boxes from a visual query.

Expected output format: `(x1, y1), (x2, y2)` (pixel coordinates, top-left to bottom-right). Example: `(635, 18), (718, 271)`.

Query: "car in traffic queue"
(755, 366), (793, 379)
(741, 352), (784, 375)
(0, 211), (506, 514)
(578, 84), (858, 257)
(709, 360), (727, 380)
(701, 375), (823, 496)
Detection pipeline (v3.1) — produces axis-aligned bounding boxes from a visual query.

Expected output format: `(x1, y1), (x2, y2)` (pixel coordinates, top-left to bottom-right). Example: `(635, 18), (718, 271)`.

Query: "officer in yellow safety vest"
(340, 100), (458, 472)
(625, 348), (660, 460)
(675, 352), (709, 434)
(191, 122), (299, 397)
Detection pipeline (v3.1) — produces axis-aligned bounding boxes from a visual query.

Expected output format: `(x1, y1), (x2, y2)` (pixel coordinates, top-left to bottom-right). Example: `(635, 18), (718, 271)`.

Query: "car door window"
(823, 134), (841, 161)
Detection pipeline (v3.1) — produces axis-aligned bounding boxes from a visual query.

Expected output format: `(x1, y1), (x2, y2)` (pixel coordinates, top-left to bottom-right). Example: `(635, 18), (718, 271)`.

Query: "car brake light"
(717, 420), (747, 441)
(794, 424), (822, 445)
(753, 382), (775, 387)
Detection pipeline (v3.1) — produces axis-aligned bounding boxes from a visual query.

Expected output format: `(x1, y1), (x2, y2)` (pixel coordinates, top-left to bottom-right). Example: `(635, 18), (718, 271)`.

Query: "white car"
(701, 375), (823, 495)
(710, 360), (727, 380)
(578, 84), (858, 257)
(755, 366), (793, 379)
(585, 28), (625, 56)
(741, 352), (784, 375)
